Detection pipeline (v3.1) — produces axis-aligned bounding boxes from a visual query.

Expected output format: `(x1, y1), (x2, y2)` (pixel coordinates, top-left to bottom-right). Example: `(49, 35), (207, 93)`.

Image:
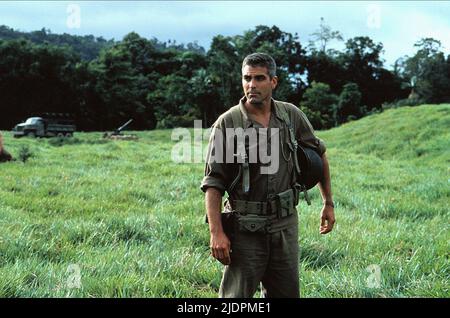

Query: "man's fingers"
(320, 208), (336, 235)
(320, 226), (331, 234)
(214, 248), (223, 261)
(222, 249), (231, 265)
(320, 230), (331, 234)
(327, 219), (335, 232)
(216, 253), (230, 265)
(211, 246), (231, 265)
(320, 216), (327, 233)
(320, 221), (334, 234)
(319, 221), (329, 234)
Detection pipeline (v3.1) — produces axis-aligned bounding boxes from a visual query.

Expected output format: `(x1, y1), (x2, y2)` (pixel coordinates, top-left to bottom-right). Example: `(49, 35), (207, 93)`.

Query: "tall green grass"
(0, 104), (448, 297)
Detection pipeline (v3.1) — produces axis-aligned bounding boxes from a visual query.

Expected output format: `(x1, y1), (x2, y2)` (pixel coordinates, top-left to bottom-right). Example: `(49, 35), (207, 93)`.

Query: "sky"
(1, 1), (450, 69)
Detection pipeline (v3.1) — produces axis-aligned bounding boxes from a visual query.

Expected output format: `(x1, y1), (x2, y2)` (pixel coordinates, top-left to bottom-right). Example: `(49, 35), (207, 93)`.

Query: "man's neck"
(244, 98), (272, 117)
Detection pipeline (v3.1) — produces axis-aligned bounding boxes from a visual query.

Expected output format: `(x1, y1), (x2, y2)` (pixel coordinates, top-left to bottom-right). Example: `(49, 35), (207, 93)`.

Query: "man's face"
(242, 65), (277, 106)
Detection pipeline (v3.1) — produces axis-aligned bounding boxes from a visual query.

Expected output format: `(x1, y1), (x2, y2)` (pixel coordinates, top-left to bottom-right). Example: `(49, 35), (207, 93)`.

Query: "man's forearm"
(205, 187), (224, 234)
(319, 152), (333, 203)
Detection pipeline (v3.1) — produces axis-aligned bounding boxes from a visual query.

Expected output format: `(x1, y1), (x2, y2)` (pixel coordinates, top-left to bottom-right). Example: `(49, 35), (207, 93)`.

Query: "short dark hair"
(242, 53), (277, 78)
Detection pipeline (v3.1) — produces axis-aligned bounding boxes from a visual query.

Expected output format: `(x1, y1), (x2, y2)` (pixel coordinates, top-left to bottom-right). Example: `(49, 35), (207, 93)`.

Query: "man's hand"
(320, 204), (335, 234)
(210, 231), (231, 265)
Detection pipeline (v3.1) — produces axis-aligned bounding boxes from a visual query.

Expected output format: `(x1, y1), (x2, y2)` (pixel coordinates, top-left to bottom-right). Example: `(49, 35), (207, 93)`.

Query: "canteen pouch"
(221, 211), (235, 237)
(275, 188), (295, 218)
(205, 211), (235, 238)
(236, 214), (268, 234)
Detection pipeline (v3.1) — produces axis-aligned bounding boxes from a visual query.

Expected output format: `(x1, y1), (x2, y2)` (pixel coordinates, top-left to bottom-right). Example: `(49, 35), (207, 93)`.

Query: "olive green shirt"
(201, 97), (326, 229)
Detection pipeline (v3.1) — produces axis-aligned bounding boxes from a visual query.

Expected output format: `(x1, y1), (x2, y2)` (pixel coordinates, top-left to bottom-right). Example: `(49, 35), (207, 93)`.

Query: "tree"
(0, 24), (114, 60)
(306, 51), (346, 95)
(89, 38), (156, 130)
(189, 68), (218, 127)
(0, 39), (82, 129)
(308, 17), (344, 55)
(339, 36), (389, 110)
(300, 81), (338, 129)
(147, 74), (194, 128)
(399, 38), (450, 103)
(338, 83), (362, 123)
(147, 50), (208, 128)
(206, 35), (241, 116)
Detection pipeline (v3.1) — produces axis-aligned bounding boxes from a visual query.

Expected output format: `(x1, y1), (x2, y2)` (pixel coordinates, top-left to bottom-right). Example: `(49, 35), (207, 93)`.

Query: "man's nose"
(248, 78), (257, 88)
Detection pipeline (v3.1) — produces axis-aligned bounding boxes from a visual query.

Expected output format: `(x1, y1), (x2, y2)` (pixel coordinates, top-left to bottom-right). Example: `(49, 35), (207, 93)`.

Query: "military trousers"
(218, 217), (300, 298)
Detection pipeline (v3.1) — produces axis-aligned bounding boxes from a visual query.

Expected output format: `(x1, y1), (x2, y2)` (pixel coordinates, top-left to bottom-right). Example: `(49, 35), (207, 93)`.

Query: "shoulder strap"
(228, 105), (250, 195)
(275, 101), (311, 205)
(275, 101), (301, 179)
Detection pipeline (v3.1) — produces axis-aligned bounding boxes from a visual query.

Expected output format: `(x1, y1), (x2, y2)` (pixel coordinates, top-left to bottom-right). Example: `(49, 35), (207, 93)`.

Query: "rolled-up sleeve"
(293, 107), (327, 156)
(200, 119), (230, 196)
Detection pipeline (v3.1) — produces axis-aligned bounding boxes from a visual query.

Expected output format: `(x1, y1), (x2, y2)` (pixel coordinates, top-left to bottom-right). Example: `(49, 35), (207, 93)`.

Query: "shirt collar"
(238, 97), (283, 128)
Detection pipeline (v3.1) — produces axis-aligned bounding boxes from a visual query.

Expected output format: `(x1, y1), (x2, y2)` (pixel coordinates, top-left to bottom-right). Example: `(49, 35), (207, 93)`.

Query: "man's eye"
(243, 76), (266, 81)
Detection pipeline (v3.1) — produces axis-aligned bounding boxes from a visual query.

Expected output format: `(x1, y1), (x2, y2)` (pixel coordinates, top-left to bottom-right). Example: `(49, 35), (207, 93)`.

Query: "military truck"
(12, 116), (76, 138)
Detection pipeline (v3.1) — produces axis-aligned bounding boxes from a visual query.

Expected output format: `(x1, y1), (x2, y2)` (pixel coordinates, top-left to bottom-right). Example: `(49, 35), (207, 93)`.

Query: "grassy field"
(0, 104), (448, 297)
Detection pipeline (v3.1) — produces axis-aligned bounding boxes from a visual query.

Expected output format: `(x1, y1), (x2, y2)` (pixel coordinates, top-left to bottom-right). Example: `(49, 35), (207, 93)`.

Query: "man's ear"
(271, 76), (278, 89)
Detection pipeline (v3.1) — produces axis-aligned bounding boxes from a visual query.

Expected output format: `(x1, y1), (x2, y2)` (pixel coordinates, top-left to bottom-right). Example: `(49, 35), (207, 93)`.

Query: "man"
(201, 53), (335, 298)
(0, 132), (13, 162)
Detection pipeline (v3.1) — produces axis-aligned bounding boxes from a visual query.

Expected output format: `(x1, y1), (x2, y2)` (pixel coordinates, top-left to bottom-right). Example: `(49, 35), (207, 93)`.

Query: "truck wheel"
(26, 131), (36, 138)
(65, 132), (73, 138)
(57, 133), (65, 138)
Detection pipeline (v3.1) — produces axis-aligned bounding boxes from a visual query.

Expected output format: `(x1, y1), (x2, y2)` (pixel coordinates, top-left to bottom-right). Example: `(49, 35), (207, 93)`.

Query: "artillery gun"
(103, 119), (138, 140)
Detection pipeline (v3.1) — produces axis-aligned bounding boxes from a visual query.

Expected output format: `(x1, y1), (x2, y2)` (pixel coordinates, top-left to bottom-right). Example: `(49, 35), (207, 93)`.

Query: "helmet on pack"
(297, 145), (324, 190)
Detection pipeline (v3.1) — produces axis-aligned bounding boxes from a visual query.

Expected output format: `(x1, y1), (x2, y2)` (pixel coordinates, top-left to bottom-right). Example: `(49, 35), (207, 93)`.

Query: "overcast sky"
(1, 1), (450, 69)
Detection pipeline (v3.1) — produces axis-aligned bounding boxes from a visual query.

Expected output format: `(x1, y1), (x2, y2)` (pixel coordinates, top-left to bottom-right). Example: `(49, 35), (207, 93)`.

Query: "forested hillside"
(1, 23), (449, 132)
